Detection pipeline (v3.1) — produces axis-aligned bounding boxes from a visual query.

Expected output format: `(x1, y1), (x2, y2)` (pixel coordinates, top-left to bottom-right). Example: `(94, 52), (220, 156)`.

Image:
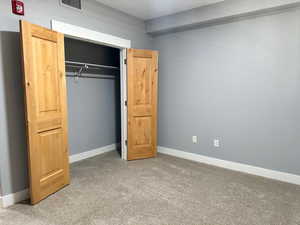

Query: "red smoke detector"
(12, 0), (24, 16)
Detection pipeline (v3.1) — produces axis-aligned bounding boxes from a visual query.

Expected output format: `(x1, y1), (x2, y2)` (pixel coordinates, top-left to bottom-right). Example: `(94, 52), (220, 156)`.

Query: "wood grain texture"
(127, 49), (158, 160)
(20, 20), (70, 204)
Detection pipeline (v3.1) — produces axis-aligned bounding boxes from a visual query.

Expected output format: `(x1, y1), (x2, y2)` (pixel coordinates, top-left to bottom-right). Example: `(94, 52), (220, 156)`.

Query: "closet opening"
(64, 37), (122, 158)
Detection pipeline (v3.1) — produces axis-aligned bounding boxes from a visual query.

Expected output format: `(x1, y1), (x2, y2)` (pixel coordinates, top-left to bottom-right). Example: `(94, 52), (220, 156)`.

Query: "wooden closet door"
(127, 49), (158, 160)
(20, 20), (70, 204)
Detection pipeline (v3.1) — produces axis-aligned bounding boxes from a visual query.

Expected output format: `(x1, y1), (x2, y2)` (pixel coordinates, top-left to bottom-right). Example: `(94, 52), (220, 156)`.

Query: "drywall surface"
(67, 78), (119, 155)
(146, 0), (300, 35)
(154, 9), (300, 175)
(0, 0), (152, 48)
(0, 32), (28, 197)
(0, 0), (152, 196)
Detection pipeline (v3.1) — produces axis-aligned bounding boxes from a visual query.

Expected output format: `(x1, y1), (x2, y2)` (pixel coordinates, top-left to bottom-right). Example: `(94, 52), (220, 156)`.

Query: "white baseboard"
(1, 189), (29, 208)
(158, 146), (300, 186)
(69, 144), (116, 163)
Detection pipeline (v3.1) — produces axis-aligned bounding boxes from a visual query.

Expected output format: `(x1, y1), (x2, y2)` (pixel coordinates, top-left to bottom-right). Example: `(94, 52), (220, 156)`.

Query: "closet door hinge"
(124, 58), (127, 65)
(125, 140), (128, 146)
(125, 100), (127, 106)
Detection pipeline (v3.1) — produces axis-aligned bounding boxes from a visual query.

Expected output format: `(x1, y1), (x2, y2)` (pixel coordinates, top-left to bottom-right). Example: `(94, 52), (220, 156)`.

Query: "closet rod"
(66, 74), (116, 80)
(65, 61), (120, 70)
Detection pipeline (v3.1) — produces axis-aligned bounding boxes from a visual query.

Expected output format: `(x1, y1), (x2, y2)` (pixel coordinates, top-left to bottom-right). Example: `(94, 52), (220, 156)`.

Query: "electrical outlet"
(214, 139), (220, 148)
(192, 136), (198, 144)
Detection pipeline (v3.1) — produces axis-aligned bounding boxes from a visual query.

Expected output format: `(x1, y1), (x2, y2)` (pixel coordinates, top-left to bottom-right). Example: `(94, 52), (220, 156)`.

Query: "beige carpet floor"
(1, 151), (300, 225)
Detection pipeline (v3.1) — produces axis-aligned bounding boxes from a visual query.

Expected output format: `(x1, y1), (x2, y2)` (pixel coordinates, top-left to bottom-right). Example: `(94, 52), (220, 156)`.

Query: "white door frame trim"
(51, 20), (130, 160)
(51, 20), (131, 49)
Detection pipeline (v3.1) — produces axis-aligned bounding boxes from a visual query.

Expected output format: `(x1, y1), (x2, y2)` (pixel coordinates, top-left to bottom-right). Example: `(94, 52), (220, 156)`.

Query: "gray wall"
(67, 78), (119, 155)
(0, 0), (152, 196)
(0, 32), (28, 198)
(154, 8), (300, 175)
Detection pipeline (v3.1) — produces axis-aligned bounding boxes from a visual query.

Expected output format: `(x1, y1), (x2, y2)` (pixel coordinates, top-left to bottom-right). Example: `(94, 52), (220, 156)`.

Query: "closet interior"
(64, 37), (122, 157)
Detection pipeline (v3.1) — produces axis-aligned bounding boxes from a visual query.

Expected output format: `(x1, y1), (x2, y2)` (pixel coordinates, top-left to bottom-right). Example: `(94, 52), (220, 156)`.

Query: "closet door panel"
(20, 20), (70, 204)
(127, 49), (158, 160)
